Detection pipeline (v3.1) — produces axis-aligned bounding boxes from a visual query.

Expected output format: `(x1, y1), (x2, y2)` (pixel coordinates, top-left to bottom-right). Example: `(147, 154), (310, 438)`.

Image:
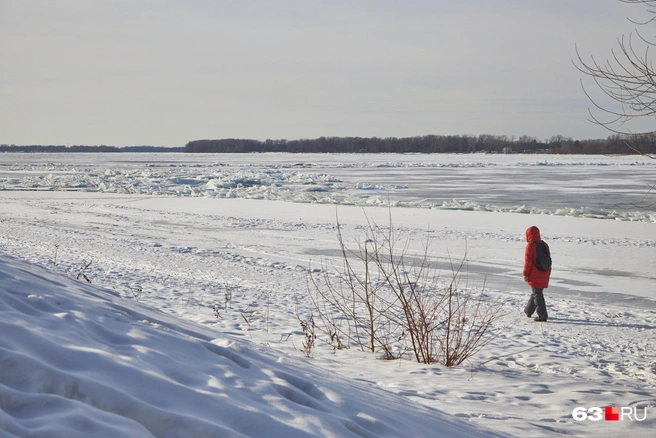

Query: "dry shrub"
(309, 210), (505, 366)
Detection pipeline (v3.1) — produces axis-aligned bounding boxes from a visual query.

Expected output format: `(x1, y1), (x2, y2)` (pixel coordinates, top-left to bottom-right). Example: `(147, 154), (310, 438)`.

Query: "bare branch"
(575, 2), (656, 136)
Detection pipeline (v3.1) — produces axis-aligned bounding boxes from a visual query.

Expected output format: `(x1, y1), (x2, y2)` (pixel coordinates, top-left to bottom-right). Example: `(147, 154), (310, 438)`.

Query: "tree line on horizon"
(3, 133), (655, 154)
(184, 134), (656, 155)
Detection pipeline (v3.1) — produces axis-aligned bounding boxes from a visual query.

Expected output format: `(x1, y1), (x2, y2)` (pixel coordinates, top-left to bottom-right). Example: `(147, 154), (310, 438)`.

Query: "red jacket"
(523, 226), (551, 288)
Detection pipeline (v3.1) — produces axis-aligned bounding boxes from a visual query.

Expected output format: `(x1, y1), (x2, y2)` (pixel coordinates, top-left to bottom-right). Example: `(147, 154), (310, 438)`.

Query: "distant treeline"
(0, 145), (184, 153)
(185, 134), (656, 155)
(5, 134), (656, 154)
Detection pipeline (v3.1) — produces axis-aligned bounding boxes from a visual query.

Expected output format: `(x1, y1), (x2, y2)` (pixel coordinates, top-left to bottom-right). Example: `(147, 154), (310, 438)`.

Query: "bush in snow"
(309, 211), (505, 366)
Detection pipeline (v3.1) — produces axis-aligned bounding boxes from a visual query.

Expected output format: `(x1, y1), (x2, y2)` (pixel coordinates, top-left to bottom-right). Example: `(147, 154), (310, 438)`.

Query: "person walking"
(523, 226), (551, 322)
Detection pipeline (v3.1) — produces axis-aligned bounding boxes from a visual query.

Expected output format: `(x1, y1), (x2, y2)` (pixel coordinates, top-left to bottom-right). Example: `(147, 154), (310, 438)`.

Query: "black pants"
(525, 287), (548, 321)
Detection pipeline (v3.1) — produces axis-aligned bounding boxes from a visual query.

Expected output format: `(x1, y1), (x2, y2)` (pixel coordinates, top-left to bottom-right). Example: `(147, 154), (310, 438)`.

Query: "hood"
(526, 226), (541, 242)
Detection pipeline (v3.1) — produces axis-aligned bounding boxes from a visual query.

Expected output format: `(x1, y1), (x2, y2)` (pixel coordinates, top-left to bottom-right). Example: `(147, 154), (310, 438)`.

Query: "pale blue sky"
(0, 0), (649, 146)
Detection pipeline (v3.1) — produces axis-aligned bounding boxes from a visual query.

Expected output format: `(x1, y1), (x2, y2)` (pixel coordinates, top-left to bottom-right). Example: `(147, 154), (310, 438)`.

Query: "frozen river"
(1, 152), (654, 222)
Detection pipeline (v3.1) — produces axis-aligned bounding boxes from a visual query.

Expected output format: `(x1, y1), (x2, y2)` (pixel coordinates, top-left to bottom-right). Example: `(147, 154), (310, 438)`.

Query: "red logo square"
(605, 406), (619, 421)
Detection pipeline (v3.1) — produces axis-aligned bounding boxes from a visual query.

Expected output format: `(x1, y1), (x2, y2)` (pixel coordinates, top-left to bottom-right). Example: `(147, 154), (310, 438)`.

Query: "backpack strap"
(532, 241), (539, 267)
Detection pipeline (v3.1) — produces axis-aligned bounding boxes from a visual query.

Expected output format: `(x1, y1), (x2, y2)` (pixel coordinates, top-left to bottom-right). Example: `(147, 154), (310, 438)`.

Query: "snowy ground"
(0, 153), (654, 437)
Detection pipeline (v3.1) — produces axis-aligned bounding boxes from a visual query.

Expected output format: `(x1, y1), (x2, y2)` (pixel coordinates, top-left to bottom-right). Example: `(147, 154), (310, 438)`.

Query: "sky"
(1, 0), (652, 147)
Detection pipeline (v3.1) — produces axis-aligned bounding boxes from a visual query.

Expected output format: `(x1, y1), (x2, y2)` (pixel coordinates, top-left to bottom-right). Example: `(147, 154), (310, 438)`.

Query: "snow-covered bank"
(1, 194), (654, 437)
(1, 253), (499, 437)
